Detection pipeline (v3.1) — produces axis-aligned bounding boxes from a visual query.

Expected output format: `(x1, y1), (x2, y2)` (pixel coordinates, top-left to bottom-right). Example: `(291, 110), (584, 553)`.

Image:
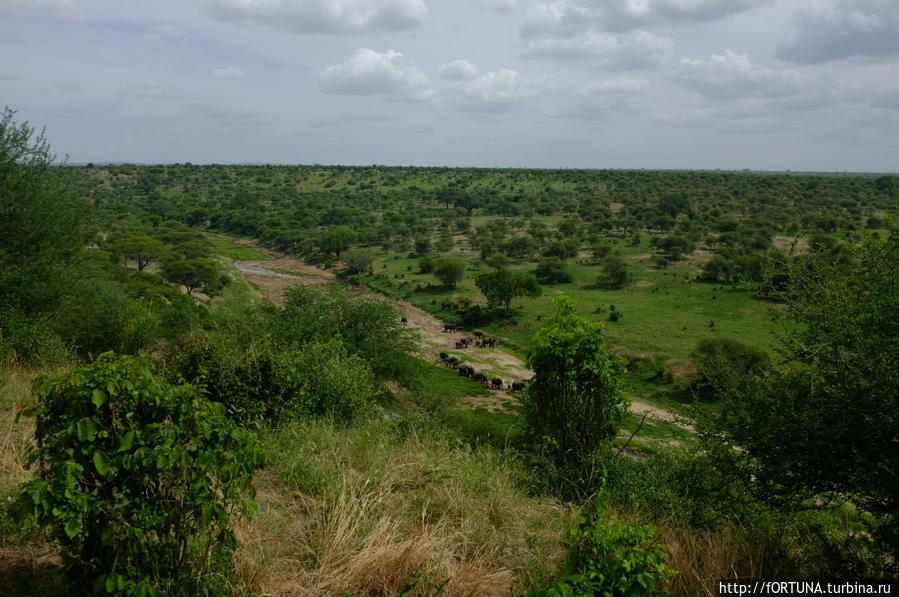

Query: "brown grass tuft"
(235, 420), (572, 596)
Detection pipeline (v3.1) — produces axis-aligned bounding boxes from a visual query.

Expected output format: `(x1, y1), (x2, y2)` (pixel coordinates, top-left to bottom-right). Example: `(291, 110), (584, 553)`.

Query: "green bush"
(525, 496), (674, 596)
(535, 257), (573, 284)
(16, 352), (263, 595)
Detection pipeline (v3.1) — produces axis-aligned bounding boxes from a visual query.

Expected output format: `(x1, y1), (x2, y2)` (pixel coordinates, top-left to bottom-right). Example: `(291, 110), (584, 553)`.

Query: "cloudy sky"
(1, 0), (897, 171)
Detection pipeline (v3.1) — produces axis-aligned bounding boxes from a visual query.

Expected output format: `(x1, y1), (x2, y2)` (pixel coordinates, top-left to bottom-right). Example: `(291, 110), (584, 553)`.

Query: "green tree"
(343, 249), (374, 276)
(414, 236), (431, 256)
(318, 225), (356, 258)
(162, 258), (222, 296)
(654, 234), (694, 261)
(433, 256), (466, 288)
(535, 257), (573, 284)
(523, 297), (627, 467)
(600, 253), (629, 288)
(16, 352), (262, 594)
(453, 193), (479, 216)
(475, 269), (541, 315)
(0, 107), (89, 361)
(109, 233), (169, 271)
(702, 230), (899, 538)
(542, 238), (580, 261)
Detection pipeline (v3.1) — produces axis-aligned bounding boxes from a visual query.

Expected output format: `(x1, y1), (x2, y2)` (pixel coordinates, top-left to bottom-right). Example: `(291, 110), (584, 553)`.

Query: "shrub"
(691, 337), (769, 400)
(418, 256), (435, 274)
(525, 496), (674, 596)
(524, 298), (626, 474)
(16, 352), (263, 595)
(535, 257), (573, 284)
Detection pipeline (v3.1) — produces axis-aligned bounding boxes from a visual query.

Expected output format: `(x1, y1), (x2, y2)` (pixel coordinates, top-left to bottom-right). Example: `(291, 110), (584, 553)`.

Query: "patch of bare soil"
(633, 280), (653, 288)
(663, 358), (698, 380)
(772, 235), (809, 252)
(629, 398), (694, 432)
(460, 393), (519, 415)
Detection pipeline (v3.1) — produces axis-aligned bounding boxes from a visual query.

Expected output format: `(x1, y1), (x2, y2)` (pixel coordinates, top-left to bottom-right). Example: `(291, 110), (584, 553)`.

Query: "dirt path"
(230, 240), (690, 427)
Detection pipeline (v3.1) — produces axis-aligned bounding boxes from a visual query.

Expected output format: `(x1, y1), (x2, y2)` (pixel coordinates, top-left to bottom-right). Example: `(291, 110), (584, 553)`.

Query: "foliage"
(690, 337), (769, 400)
(653, 235), (694, 261)
(0, 107), (89, 363)
(16, 352), (263, 595)
(702, 230), (899, 546)
(523, 297), (627, 471)
(161, 258), (223, 296)
(535, 257), (573, 284)
(433, 255), (466, 287)
(542, 238), (580, 261)
(107, 234), (169, 271)
(525, 496), (673, 596)
(278, 284), (418, 383)
(319, 226), (357, 257)
(599, 254), (629, 289)
(343, 249), (374, 276)
(475, 269), (541, 315)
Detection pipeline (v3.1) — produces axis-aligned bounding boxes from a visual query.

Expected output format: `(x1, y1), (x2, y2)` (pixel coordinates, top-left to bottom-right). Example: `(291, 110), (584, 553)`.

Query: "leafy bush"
(535, 257), (573, 284)
(691, 337), (769, 399)
(525, 496), (674, 596)
(16, 352), (263, 595)
(524, 298), (627, 473)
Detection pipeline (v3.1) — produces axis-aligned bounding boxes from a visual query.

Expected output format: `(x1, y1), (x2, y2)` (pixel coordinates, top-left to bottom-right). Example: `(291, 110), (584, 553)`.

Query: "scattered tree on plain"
(475, 269), (541, 315)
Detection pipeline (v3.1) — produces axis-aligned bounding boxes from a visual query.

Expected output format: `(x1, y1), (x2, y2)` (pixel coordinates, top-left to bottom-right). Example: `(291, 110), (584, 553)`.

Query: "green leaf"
(93, 450), (110, 477)
(64, 519), (80, 539)
(117, 431), (135, 453)
(91, 389), (106, 408)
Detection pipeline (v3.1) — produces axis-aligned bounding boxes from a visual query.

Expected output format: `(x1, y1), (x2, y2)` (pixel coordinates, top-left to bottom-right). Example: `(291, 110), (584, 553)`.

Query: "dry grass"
(0, 367), (37, 497)
(235, 419), (573, 597)
(664, 522), (788, 596)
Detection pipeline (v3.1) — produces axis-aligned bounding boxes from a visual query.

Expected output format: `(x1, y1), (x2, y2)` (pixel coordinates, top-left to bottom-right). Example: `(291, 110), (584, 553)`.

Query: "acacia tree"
(162, 259), (222, 296)
(523, 297), (627, 469)
(600, 254), (629, 288)
(433, 256), (466, 287)
(343, 249), (374, 276)
(475, 269), (541, 315)
(109, 233), (169, 271)
(318, 226), (356, 258)
(702, 230), (899, 546)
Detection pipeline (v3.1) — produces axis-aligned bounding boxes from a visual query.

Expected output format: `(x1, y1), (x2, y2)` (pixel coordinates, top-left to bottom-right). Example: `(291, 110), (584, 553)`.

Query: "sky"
(1, 0), (898, 171)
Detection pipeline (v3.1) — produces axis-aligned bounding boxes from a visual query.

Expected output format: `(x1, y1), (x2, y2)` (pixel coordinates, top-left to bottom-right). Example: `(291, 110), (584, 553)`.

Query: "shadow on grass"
(0, 545), (67, 597)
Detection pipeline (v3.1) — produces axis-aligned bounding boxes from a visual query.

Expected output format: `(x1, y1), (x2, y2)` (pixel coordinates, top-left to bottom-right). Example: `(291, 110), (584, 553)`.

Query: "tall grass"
(235, 417), (574, 596)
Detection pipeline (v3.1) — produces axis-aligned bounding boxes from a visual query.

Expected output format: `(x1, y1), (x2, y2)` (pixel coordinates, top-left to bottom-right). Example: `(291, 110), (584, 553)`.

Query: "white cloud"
(319, 48), (435, 101)
(141, 24), (188, 41)
(777, 0), (899, 63)
(522, 0), (768, 36)
(524, 28), (670, 69)
(552, 75), (648, 118)
(459, 68), (527, 111)
(673, 50), (806, 100)
(206, 0), (428, 34)
(213, 65), (246, 78)
(439, 59), (479, 81)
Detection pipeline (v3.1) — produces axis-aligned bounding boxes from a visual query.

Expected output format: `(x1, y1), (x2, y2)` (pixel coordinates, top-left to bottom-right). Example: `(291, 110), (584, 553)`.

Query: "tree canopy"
(524, 297), (628, 471)
(475, 269), (541, 315)
(702, 230), (899, 527)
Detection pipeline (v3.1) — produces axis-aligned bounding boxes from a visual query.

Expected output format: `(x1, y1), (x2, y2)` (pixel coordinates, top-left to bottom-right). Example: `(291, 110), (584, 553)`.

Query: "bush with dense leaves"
(524, 496), (674, 596)
(16, 352), (263, 595)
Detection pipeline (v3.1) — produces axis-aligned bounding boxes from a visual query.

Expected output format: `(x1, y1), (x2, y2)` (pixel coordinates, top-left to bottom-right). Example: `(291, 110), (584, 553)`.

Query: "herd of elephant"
(438, 352), (528, 393)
